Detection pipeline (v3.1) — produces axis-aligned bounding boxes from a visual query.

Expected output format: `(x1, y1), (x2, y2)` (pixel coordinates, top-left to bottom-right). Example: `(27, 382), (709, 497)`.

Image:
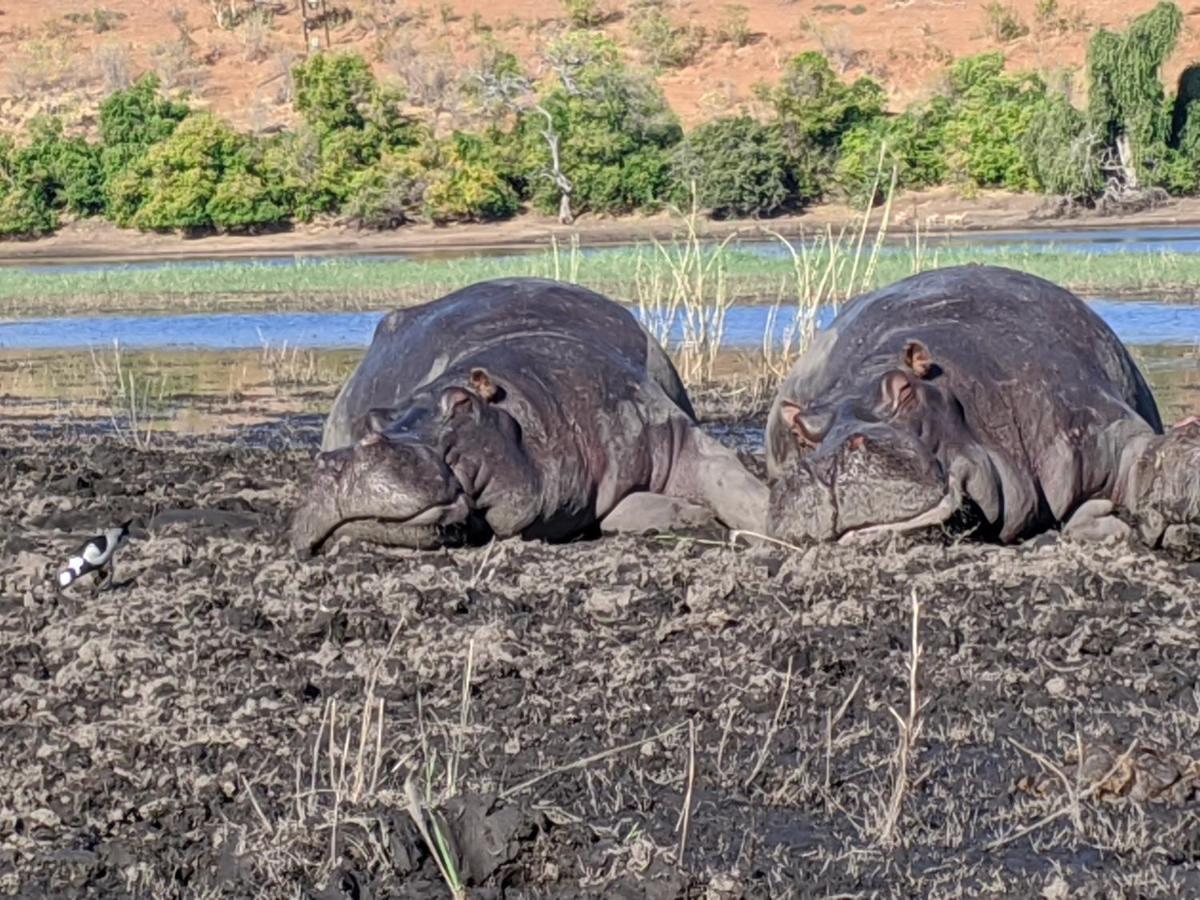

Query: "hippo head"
(1117, 418), (1200, 548)
(289, 368), (541, 556)
(769, 341), (1000, 544)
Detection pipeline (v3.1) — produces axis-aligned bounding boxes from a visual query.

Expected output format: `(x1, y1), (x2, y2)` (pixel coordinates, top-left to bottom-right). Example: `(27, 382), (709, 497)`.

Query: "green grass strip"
(1, 242), (1197, 318)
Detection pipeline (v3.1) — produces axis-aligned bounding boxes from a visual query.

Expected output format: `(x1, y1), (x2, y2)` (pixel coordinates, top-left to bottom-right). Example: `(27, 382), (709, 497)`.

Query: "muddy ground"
(2, 408), (1200, 899)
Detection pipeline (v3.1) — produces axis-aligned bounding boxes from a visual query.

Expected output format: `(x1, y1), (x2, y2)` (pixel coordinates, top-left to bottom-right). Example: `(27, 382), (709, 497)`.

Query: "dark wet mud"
(2, 415), (1199, 899)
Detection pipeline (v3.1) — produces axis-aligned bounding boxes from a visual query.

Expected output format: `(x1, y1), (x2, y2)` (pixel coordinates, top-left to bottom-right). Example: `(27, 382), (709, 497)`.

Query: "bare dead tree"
(472, 67), (574, 225)
(471, 43), (608, 226)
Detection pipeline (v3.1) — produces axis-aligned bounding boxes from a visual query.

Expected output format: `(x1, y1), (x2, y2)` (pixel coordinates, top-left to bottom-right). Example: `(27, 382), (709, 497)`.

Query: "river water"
(0, 227), (1198, 422)
(1, 298), (1199, 352)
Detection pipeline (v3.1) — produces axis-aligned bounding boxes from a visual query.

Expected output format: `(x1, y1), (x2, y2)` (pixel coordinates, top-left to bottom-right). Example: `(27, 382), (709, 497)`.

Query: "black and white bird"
(57, 519), (134, 591)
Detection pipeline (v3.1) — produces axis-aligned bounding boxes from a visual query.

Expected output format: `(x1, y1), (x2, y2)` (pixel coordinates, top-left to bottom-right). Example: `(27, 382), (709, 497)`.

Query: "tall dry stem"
(636, 187), (739, 384)
(877, 589), (926, 846)
(756, 151), (899, 387)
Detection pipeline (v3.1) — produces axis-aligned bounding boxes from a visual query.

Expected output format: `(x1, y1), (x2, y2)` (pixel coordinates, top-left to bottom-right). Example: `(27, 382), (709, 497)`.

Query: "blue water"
(8, 227), (1200, 276)
(2, 299), (1197, 352)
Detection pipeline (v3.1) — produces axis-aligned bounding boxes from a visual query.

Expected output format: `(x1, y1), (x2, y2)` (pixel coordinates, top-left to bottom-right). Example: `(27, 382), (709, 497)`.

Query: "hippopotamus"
(766, 265), (1200, 548)
(290, 278), (767, 555)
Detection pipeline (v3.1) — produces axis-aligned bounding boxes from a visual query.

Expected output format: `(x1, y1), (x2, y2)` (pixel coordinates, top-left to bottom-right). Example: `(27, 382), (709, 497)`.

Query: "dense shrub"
(342, 151), (427, 229)
(941, 54), (1046, 192)
(671, 116), (796, 217)
(1021, 93), (1102, 199)
(423, 133), (520, 223)
(562, 0), (606, 28)
(836, 100), (951, 204)
(98, 74), (191, 200)
(107, 114), (288, 232)
(0, 119), (105, 236)
(0, 136), (57, 237)
(629, 5), (705, 70)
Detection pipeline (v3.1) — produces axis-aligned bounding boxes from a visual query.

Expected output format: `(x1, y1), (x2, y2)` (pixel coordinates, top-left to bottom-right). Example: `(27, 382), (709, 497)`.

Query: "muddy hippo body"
(767, 265), (1199, 547)
(291, 278), (766, 554)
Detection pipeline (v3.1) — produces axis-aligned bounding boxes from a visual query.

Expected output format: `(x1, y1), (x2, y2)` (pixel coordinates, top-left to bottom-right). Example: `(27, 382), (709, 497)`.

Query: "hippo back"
(324, 278), (693, 450)
(769, 265), (1162, 478)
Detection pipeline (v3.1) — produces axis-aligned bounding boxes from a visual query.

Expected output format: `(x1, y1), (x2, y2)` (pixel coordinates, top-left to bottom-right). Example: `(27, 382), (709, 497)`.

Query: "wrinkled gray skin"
(291, 277), (767, 555)
(766, 265), (1200, 548)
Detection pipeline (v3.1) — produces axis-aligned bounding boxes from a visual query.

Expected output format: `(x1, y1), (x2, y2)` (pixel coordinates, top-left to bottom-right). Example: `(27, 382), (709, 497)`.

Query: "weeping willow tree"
(1022, 92), (1102, 203)
(1086, 1), (1182, 190)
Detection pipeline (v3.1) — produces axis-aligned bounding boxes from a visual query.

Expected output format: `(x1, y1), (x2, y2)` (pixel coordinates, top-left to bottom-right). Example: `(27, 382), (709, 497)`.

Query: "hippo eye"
(881, 371), (918, 416)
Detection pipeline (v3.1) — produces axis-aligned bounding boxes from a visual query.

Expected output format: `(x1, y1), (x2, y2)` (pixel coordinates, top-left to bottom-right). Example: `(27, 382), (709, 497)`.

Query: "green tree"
(0, 119), (105, 237)
(516, 33), (683, 218)
(760, 51), (886, 199)
(940, 53), (1047, 191)
(1086, 1), (1182, 188)
(0, 135), (57, 237)
(287, 53), (426, 218)
(671, 115), (796, 217)
(836, 99), (951, 205)
(97, 74), (191, 200)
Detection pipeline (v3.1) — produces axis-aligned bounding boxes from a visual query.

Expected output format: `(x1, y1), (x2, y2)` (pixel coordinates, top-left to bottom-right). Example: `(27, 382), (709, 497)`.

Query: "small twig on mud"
(825, 675), (864, 805)
(499, 722), (687, 800)
(716, 705), (735, 776)
(240, 774), (274, 834)
(744, 656), (794, 790)
(1007, 736), (1078, 825)
(469, 539), (500, 587)
(877, 590), (926, 846)
(675, 718), (697, 867)
(728, 529), (807, 552)
(988, 738), (1141, 851)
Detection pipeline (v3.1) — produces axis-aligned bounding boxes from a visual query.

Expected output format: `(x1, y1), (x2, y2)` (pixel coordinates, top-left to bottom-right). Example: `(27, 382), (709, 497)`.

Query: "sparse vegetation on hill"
(2, 2), (1200, 238)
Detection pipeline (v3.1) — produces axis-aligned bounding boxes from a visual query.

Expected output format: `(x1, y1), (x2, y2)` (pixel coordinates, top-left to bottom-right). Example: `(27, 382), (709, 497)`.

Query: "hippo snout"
(289, 435), (469, 555)
(768, 431), (947, 543)
(768, 456), (838, 543)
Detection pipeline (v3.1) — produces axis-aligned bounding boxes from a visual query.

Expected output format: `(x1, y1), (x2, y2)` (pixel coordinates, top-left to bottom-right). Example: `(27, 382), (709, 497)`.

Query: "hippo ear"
(780, 400), (828, 446)
(469, 368), (505, 403)
(439, 386), (476, 420)
(882, 371), (918, 413)
(903, 340), (935, 378)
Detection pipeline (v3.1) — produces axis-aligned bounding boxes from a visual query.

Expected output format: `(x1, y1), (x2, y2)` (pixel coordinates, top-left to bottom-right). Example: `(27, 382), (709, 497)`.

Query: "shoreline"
(5, 189), (1200, 268)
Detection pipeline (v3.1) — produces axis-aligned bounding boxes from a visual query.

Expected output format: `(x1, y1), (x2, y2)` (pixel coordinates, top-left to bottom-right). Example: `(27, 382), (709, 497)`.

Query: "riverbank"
(6, 188), (1200, 269)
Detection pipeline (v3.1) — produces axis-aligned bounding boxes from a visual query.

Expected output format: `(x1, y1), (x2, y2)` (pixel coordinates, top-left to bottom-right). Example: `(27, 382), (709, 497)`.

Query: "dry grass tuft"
(875, 589), (928, 846)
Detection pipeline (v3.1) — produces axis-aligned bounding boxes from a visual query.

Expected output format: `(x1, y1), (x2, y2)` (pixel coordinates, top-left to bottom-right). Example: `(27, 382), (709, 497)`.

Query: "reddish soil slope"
(3, 0), (1200, 135)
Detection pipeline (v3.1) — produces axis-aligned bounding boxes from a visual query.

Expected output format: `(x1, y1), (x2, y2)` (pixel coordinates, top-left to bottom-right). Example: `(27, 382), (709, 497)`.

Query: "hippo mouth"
(836, 480), (964, 544)
(291, 493), (473, 557)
